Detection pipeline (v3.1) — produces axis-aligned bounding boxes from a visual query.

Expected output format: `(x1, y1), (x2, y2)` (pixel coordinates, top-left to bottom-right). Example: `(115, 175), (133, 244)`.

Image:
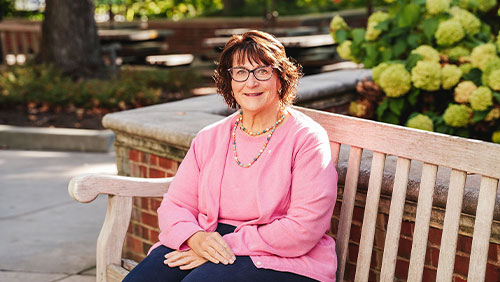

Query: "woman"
(124, 30), (338, 282)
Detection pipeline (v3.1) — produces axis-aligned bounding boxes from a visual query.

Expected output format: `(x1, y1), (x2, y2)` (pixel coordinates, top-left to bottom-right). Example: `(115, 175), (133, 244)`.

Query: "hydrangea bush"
(330, 0), (500, 143)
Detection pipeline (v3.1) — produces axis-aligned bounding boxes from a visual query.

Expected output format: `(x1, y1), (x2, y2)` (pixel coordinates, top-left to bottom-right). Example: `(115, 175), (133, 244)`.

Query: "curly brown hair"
(214, 30), (303, 109)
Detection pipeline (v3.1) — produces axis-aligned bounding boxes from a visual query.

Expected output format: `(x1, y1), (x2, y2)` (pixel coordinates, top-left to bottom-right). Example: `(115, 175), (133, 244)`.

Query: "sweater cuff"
(159, 222), (204, 250)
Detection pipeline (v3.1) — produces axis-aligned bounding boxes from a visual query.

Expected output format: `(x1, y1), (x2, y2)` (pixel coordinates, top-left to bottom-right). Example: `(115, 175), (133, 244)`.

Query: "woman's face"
(230, 55), (281, 116)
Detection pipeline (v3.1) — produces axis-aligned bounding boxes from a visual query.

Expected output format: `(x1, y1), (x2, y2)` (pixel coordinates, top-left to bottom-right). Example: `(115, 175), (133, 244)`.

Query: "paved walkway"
(0, 150), (117, 282)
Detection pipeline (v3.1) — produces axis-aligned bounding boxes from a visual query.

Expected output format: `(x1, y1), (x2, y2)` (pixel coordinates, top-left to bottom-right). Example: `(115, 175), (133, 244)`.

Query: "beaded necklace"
(232, 110), (286, 168)
(239, 112), (286, 136)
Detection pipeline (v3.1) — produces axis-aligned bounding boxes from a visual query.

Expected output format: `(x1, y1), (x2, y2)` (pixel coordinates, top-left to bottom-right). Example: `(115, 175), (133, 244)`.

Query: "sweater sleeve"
(222, 130), (338, 257)
(156, 136), (204, 250)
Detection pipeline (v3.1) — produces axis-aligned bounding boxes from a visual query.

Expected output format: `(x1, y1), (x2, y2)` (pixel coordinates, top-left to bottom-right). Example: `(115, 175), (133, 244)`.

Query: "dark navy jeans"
(122, 223), (318, 282)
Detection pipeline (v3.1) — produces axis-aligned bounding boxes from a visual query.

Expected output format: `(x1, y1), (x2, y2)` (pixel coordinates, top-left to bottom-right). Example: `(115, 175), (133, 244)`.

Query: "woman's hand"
(164, 250), (207, 270)
(186, 231), (236, 265)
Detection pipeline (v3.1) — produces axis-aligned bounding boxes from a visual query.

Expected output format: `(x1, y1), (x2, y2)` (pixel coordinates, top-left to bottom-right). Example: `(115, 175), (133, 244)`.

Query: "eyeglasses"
(228, 65), (274, 82)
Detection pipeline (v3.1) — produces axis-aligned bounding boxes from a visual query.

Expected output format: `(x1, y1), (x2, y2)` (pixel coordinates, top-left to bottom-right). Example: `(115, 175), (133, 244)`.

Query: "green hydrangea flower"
(407, 114), (434, 131)
(450, 7), (481, 34)
(470, 86), (493, 111)
(459, 63), (473, 74)
(444, 46), (470, 62)
(372, 62), (390, 85)
(435, 20), (465, 46)
(411, 45), (441, 63)
(426, 0), (451, 14)
(349, 100), (368, 117)
(365, 11), (390, 41)
(330, 15), (348, 40)
(379, 64), (412, 97)
(443, 104), (472, 127)
(485, 108), (500, 121)
(411, 61), (442, 91)
(470, 43), (499, 71)
(454, 81), (477, 103)
(458, 0), (477, 10)
(337, 40), (355, 61)
(488, 69), (500, 91)
(442, 64), (462, 90)
(482, 57), (500, 88)
(492, 131), (500, 144)
(477, 0), (497, 12)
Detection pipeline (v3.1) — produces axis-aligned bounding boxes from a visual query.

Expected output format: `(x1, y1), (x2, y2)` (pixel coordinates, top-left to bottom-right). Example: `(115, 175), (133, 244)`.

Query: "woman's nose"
(246, 73), (259, 86)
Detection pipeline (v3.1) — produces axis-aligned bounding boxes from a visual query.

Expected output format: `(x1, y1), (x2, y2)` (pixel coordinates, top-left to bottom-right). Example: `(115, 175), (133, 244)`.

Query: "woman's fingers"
(213, 233), (236, 261)
(164, 250), (208, 269)
(186, 231), (235, 264)
(204, 233), (235, 263)
(166, 256), (192, 267)
(179, 259), (205, 270)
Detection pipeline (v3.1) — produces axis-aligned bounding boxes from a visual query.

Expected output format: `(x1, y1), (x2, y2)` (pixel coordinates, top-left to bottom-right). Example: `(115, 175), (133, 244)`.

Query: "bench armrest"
(68, 174), (173, 203)
(68, 174), (172, 282)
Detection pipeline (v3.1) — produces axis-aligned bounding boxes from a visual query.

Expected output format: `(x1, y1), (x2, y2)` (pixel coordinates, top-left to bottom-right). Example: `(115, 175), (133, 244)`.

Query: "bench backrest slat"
(355, 152), (386, 281)
(436, 169), (467, 281)
(330, 142), (341, 167)
(336, 146), (363, 282)
(380, 157), (411, 281)
(467, 176), (499, 281)
(408, 163), (438, 281)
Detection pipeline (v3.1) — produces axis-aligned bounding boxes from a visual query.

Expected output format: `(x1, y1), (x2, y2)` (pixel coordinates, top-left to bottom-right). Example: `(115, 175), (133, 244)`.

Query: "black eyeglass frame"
(227, 65), (274, 82)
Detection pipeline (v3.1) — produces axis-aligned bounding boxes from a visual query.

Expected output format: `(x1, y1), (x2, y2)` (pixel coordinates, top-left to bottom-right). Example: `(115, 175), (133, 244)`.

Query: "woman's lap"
(123, 223), (317, 282)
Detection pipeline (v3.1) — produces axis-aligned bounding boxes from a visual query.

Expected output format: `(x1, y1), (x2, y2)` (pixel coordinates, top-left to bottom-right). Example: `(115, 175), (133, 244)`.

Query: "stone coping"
(0, 125), (114, 152)
(103, 68), (500, 222)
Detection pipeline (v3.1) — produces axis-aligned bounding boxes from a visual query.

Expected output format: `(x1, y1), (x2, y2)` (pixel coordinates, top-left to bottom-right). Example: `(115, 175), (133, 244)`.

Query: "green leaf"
(377, 99), (389, 120)
(463, 68), (482, 86)
(352, 28), (366, 45)
(455, 128), (469, 138)
(381, 111), (400, 124)
(386, 27), (407, 38)
(381, 47), (393, 61)
(388, 97), (405, 116)
(398, 4), (421, 28)
(420, 17), (439, 41)
(493, 92), (500, 103)
(472, 110), (490, 123)
(414, 0), (426, 4)
(375, 20), (390, 32)
(363, 43), (378, 68)
(393, 38), (407, 58)
(407, 34), (420, 49)
(335, 30), (348, 44)
(405, 53), (424, 71)
(408, 88), (420, 105)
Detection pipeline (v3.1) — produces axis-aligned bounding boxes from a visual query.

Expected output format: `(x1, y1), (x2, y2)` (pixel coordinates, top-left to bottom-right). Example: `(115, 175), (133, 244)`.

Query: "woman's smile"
(244, 92), (263, 97)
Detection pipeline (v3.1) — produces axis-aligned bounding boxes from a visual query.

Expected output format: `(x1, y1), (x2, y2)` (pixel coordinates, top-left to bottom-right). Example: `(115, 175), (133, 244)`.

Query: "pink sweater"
(151, 108), (338, 282)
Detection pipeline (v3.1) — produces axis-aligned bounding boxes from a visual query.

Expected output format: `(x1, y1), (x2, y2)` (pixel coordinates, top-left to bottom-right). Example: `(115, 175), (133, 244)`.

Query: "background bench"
(69, 106), (500, 282)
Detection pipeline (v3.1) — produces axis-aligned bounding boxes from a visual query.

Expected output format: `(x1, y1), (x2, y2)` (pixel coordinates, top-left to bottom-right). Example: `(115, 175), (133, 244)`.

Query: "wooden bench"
(68, 107), (500, 282)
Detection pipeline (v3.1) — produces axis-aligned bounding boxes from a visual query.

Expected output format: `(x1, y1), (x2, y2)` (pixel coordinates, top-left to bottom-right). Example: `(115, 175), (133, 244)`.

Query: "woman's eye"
(236, 69), (247, 75)
(257, 68), (269, 75)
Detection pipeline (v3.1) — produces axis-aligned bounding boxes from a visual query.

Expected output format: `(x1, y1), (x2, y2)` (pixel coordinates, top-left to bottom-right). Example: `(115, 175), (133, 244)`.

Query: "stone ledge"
(0, 125), (114, 152)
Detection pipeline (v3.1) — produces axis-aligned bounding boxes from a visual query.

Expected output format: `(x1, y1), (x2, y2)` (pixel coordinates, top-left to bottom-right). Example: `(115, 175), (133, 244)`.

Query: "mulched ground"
(0, 107), (106, 130)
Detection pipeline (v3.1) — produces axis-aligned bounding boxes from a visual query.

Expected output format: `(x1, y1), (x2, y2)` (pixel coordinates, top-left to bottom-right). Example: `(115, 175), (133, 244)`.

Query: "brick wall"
(119, 147), (182, 262)
(115, 144), (500, 281)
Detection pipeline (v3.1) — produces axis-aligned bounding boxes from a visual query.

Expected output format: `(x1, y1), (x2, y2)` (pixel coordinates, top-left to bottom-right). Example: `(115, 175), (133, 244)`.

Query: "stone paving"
(0, 150), (117, 282)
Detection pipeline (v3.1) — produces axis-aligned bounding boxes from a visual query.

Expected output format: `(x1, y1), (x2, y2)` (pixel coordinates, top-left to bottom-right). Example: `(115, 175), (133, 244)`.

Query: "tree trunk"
(39, 0), (104, 78)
